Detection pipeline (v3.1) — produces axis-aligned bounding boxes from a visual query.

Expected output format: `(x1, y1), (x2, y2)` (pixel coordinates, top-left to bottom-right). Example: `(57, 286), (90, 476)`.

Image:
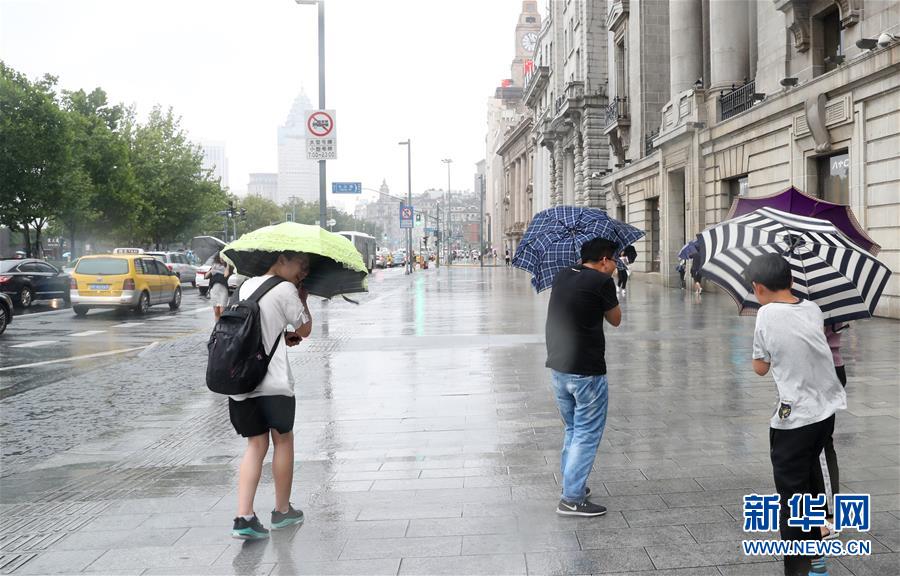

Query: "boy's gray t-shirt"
(753, 299), (847, 430)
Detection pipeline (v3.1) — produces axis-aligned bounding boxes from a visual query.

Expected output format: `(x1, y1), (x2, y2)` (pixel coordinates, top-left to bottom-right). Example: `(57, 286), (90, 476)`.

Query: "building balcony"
(603, 96), (630, 134)
(718, 80), (765, 121)
(523, 66), (551, 108)
(551, 81), (585, 125)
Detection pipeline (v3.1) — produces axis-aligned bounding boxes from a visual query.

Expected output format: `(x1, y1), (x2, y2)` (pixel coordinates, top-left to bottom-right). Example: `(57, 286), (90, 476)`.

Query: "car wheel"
(18, 286), (33, 308)
(0, 304), (8, 334)
(135, 291), (151, 315)
(73, 305), (89, 317)
(169, 287), (182, 310)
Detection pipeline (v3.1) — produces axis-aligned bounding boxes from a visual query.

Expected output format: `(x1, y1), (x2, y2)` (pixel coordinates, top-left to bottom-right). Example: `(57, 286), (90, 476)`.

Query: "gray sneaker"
(271, 504), (304, 529)
(556, 499), (607, 517)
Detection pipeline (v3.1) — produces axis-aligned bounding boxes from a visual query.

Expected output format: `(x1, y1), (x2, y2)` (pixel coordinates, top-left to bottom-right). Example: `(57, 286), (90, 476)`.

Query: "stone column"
(548, 146), (558, 206)
(554, 143), (565, 206)
(670, 0), (703, 96)
(573, 131), (585, 206)
(708, 0), (750, 91)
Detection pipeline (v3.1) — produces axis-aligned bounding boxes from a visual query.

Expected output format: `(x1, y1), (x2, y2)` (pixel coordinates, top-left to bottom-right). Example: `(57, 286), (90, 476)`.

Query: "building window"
(615, 38), (627, 99)
(815, 7), (843, 75)
(817, 151), (849, 204)
(648, 198), (660, 272)
(725, 175), (749, 212)
(526, 16), (536, 23)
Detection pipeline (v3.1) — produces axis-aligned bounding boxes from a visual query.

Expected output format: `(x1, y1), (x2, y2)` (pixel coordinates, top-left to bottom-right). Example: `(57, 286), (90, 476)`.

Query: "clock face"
(522, 32), (537, 53)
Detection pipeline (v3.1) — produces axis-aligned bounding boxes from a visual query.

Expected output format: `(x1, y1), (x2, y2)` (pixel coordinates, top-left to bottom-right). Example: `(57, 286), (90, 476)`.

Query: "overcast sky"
(1, 0), (525, 211)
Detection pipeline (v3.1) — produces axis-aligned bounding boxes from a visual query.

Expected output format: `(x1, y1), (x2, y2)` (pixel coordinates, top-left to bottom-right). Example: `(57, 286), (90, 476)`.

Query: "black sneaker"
(232, 515), (269, 539)
(271, 504), (304, 529)
(556, 499), (607, 517)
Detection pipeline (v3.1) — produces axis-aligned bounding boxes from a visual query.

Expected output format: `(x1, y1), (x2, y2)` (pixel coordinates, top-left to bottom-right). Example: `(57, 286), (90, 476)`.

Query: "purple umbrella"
(727, 186), (880, 255)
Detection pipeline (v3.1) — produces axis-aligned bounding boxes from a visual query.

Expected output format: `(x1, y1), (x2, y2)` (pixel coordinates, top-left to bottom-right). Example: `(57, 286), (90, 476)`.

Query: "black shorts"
(229, 395), (296, 437)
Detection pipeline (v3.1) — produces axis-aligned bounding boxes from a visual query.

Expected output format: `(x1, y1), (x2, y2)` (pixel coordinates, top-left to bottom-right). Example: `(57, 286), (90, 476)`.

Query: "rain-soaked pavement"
(0, 266), (897, 575)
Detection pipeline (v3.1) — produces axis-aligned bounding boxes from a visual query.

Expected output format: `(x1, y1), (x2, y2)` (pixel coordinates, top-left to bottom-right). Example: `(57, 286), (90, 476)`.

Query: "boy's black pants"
(770, 414), (835, 576)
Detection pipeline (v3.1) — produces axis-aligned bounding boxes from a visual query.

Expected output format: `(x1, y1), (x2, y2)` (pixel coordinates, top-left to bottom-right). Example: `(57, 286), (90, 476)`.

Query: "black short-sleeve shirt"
(545, 266), (619, 375)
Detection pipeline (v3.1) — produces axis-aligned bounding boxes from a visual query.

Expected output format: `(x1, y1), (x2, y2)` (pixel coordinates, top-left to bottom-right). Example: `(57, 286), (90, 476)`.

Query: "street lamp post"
(479, 174), (485, 268)
(441, 158), (452, 266)
(295, 0), (327, 230)
(399, 140), (413, 274)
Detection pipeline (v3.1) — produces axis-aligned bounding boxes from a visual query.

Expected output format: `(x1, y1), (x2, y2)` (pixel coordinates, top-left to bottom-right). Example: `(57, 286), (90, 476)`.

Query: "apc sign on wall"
(305, 110), (337, 160)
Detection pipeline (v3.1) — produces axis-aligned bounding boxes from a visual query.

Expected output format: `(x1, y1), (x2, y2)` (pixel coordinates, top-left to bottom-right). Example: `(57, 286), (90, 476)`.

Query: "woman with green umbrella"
(220, 223), (368, 540)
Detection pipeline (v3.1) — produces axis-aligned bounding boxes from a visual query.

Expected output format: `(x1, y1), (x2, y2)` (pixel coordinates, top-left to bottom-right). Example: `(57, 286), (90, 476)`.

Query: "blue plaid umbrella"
(512, 206), (646, 292)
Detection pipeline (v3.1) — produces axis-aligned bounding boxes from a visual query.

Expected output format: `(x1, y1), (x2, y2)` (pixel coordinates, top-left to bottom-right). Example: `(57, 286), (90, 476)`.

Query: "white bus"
(337, 231), (377, 272)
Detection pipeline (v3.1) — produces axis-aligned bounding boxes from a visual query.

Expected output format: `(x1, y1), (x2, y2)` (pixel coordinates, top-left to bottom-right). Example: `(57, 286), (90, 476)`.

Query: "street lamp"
(399, 140), (413, 274)
(441, 158), (452, 266)
(294, 0), (327, 230)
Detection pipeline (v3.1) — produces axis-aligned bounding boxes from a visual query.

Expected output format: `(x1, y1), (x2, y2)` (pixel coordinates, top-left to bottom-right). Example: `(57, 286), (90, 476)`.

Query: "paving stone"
(462, 531), (580, 555)
(399, 553), (527, 575)
(577, 525), (696, 550)
(837, 552), (900, 575)
(87, 544), (229, 571)
(603, 478), (704, 496)
(51, 527), (188, 550)
(623, 505), (735, 527)
(525, 548), (655, 574)
(407, 516), (519, 537)
(339, 536), (461, 560)
(11, 550), (106, 575)
(272, 558), (400, 575)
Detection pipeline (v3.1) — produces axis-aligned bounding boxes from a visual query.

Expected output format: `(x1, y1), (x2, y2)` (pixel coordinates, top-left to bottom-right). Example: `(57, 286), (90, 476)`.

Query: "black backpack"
(206, 276), (285, 395)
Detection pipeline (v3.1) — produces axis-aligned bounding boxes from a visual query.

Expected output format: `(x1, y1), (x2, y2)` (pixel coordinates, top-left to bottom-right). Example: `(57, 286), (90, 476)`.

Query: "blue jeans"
(551, 370), (609, 502)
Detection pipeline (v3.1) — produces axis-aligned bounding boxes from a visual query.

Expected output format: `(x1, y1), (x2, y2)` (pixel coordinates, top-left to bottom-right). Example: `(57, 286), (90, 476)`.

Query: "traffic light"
(227, 200), (235, 219)
(240, 207), (247, 220)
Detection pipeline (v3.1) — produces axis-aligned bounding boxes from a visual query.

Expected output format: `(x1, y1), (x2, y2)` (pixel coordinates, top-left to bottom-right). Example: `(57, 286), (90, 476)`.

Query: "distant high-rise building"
(277, 91), (319, 206)
(201, 141), (229, 188)
(248, 173), (279, 203)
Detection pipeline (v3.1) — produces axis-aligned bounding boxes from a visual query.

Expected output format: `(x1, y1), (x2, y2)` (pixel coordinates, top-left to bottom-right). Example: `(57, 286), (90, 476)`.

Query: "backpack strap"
(246, 276), (287, 304)
(245, 276), (288, 358)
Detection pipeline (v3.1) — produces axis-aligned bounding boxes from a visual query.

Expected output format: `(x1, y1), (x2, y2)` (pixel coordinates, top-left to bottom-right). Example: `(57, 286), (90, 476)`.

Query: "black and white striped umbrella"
(699, 207), (892, 323)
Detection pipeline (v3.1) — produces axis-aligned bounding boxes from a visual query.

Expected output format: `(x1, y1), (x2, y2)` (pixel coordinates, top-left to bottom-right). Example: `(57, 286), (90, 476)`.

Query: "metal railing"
(644, 128), (659, 156)
(605, 96), (628, 128)
(719, 80), (759, 121)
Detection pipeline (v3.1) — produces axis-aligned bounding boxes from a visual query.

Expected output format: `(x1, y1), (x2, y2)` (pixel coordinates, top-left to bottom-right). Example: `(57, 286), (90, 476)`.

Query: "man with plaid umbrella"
(545, 238), (621, 517)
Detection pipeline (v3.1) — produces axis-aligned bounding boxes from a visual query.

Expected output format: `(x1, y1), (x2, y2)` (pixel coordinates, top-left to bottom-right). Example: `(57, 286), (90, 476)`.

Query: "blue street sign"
(332, 182), (362, 194)
(424, 227), (436, 234)
(400, 204), (414, 229)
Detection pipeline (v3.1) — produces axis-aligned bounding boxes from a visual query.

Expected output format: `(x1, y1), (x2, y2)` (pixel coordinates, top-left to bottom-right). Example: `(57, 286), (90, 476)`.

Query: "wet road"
(0, 266), (897, 575)
(1, 290), (214, 398)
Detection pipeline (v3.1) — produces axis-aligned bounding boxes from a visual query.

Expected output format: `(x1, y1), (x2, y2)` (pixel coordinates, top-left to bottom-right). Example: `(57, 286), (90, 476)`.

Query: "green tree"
(130, 106), (227, 248)
(238, 195), (284, 235)
(59, 88), (138, 256)
(0, 62), (73, 257)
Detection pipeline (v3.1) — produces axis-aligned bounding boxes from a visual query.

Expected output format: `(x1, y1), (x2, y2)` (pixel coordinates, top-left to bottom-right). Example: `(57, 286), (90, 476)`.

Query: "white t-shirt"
(229, 275), (310, 401)
(752, 299), (847, 430)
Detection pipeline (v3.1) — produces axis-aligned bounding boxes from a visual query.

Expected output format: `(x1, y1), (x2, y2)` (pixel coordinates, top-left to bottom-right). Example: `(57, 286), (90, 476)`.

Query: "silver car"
(145, 252), (198, 286)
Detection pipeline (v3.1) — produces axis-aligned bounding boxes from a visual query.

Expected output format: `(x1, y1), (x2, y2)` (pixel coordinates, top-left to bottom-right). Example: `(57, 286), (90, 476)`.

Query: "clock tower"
(511, 1), (541, 87)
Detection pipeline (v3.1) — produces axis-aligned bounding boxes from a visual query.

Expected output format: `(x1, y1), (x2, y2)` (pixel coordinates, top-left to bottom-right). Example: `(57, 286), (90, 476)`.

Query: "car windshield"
(75, 258), (130, 275)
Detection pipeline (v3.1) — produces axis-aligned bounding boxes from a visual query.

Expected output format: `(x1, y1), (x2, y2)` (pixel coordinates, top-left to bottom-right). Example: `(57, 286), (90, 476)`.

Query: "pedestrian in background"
(815, 321), (850, 540)
(746, 254), (846, 576)
(676, 258), (687, 289)
(505, 249), (511, 267)
(545, 238), (621, 517)
(207, 252), (230, 321)
(616, 250), (630, 295)
(229, 251), (312, 540)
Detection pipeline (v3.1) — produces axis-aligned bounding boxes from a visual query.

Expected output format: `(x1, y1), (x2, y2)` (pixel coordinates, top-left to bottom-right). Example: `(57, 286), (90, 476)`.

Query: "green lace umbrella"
(222, 222), (368, 299)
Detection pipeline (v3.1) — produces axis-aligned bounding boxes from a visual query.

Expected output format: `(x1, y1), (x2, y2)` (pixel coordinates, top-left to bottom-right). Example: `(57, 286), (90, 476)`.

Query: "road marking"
(69, 330), (107, 337)
(10, 340), (59, 348)
(110, 322), (145, 328)
(0, 345), (150, 372)
(149, 316), (177, 321)
(14, 307), (111, 319)
(191, 307), (212, 314)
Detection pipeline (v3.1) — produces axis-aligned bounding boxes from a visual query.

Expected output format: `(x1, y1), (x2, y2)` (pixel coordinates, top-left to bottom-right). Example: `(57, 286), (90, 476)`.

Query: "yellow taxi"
(69, 253), (182, 316)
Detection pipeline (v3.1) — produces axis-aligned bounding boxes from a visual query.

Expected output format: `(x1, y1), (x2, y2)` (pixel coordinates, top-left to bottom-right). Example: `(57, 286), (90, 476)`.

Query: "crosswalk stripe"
(149, 316), (177, 321)
(70, 330), (107, 337)
(110, 322), (145, 328)
(11, 340), (58, 348)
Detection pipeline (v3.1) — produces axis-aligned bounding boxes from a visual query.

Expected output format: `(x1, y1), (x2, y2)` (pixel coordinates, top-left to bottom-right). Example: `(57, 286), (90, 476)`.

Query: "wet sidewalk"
(1, 266), (898, 575)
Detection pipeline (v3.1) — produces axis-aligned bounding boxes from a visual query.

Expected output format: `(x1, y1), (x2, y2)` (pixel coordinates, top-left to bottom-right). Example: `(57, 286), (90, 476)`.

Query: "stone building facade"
(484, 1), (542, 255)
(597, 0), (900, 318)
(524, 0), (611, 210)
